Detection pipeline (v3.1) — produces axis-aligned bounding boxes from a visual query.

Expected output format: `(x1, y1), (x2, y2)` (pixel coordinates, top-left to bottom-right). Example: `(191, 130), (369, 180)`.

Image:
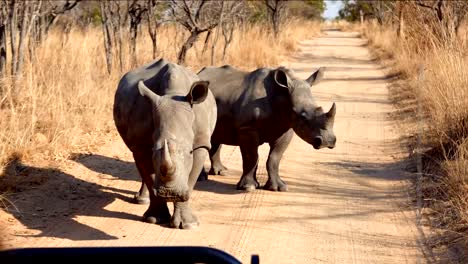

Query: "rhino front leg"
(208, 143), (228, 176)
(132, 152), (152, 204)
(237, 128), (260, 191)
(171, 147), (208, 229)
(264, 129), (293, 192)
(133, 152), (170, 224)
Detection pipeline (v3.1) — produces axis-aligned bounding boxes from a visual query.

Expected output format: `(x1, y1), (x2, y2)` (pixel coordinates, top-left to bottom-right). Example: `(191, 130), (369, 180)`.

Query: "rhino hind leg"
(134, 152), (171, 224)
(237, 130), (260, 191)
(264, 129), (293, 192)
(208, 143), (228, 176)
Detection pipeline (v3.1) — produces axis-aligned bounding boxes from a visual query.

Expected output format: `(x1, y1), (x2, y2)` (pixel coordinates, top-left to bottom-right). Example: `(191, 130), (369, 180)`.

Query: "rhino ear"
(306, 68), (324, 86)
(138, 81), (161, 106)
(187, 81), (209, 105)
(274, 68), (291, 91)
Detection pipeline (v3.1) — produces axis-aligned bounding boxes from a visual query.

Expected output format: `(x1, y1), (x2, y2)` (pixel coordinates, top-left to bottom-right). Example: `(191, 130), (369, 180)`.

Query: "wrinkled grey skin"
(113, 59), (216, 229)
(198, 65), (336, 191)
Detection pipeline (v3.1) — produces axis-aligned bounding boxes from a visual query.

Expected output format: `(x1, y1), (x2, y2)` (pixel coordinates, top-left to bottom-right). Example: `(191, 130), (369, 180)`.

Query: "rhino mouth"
(155, 186), (189, 202)
(312, 137), (322, 149)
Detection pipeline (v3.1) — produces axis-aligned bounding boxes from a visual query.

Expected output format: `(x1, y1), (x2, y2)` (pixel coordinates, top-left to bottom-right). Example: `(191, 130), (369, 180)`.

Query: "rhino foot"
(208, 165), (228, 176)
(133, 192), (150, 205)
(197, 169), (208, 182)
(171, 202), (199, 229)
(143, 200), (171, 224)
(236, 176), (260, 192)
(263, 178), (288, 192)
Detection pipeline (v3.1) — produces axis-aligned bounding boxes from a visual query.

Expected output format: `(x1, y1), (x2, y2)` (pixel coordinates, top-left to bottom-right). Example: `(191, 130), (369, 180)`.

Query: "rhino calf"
(113, 59), (216, 229)
(198, 65), (336, 192)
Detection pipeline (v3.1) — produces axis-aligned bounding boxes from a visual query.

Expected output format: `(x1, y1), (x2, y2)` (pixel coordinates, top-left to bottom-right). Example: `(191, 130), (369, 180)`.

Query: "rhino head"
(273, 67), (336, 149)
(138, 80), (209, 202)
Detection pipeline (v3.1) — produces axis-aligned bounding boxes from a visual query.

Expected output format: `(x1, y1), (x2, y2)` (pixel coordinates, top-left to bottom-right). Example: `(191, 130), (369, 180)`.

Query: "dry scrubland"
(344, 17), (468, 261)
(0, 19), (320, 191)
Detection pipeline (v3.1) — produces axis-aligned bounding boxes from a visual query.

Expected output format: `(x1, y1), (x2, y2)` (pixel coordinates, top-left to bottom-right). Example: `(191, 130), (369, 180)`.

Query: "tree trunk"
(397, 3), (405, 39)
(147, 10), (158, 60)
(0, 24), (6, 77)
(222, 23), (234, 63)
(210, 2), (225, 65)
(100, 2), (113, 74)
(178, 31), (200, 65)
(202, 30), (212, 57)
(130, 24), (137, 67)
(150, 33), (157, 59)
(9, 0), (17, 76)
(15, 4), (29, 76)
(360, 9), (364, 26)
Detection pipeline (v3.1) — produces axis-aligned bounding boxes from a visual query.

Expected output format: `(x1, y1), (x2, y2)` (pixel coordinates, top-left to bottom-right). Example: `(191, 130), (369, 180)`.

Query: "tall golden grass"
(0, 19), (320, 174)
(354, 18), (468, 262)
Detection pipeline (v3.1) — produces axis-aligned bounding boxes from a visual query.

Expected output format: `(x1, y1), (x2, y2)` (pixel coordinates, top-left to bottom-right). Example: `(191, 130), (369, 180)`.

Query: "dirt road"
(1, 30), (425, 263)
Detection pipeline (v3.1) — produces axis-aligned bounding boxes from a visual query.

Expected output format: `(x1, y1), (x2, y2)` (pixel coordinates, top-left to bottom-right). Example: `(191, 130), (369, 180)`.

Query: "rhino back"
(199, 65), (289, 144)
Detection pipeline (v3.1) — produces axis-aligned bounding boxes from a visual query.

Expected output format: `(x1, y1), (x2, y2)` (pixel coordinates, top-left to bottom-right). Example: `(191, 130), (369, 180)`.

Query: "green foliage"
(338, 0), (394, 23)
(288, 0), (326, 20)
(90, 7), (102, 25)
(247, 1), (269, 24)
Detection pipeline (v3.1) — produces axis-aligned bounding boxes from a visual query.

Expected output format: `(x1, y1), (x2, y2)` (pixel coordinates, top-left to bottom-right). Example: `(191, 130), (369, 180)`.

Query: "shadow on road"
(70, 153), (137, 182)
(0, 153), (140, 241)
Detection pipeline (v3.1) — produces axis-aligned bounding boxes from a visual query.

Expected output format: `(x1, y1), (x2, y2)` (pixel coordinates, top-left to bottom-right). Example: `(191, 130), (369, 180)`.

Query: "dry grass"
(349, 18), (468, 262)
(0, 19), (320, 183)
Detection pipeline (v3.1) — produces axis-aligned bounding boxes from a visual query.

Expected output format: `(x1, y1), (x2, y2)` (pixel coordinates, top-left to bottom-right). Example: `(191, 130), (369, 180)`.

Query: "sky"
(323, 0), (343, 20)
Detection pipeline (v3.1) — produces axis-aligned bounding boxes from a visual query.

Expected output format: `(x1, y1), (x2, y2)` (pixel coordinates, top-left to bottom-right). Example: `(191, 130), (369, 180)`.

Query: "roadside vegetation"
(0, 1), (322, 202)
(338, 1), (468, 262)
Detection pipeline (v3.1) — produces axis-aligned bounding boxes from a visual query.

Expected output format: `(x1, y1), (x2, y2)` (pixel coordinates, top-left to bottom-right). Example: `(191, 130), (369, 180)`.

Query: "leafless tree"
(128, 1), (147, 67)
(146, 0), (166, 59)
(39, 0), (81, 40)
(220, 1), (245, 63)
(100, 1), (114, 74)
(265, 0), (287, 39)
(415, 0), (468, 40)
(0, 4), (7, 77)
(170, 0), (225, 64)
(16, 2), (42, 76)
(0, 24), (6, 77)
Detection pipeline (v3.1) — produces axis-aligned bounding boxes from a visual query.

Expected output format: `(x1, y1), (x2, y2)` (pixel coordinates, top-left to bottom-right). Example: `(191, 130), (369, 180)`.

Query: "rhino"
(198, 65), (336, 191)
(113, 59), (217, 229)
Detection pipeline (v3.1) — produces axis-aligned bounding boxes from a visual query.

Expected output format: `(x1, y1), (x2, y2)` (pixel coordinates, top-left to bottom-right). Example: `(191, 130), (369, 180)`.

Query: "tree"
(287, 0), (325, 20)
(265, 0), (287, 38)
(338, 0), (394, 24)
(145, 0), (167, 59)
(128, 1), (147, 67)
(170, 0), (225, 64)
(415, 0), (468, 39)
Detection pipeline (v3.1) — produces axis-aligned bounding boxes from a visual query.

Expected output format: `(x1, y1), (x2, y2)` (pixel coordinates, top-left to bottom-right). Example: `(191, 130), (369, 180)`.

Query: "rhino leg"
(134, 152), (171, 224)
(208, 143), (228, 176)
(264, 129), (293, 192)
(133, 182), (150, 204)
(171, 147), (208, 229)
(237, 129), (260, 191)
(132, 152), (152, 204)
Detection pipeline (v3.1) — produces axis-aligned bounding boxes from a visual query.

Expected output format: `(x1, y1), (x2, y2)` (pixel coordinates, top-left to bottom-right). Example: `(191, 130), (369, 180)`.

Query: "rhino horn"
(161, 139), (175, 175)
(326, 102), (336, 118)
(138, 81), (161, 106)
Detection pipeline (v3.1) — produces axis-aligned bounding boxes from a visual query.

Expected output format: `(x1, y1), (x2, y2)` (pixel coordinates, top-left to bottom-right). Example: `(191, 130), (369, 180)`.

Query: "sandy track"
(1, 30), (425, 263)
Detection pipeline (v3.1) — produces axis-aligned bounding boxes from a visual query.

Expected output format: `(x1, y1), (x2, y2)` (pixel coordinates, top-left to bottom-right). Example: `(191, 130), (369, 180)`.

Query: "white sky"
(323, 0), (343, 20)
